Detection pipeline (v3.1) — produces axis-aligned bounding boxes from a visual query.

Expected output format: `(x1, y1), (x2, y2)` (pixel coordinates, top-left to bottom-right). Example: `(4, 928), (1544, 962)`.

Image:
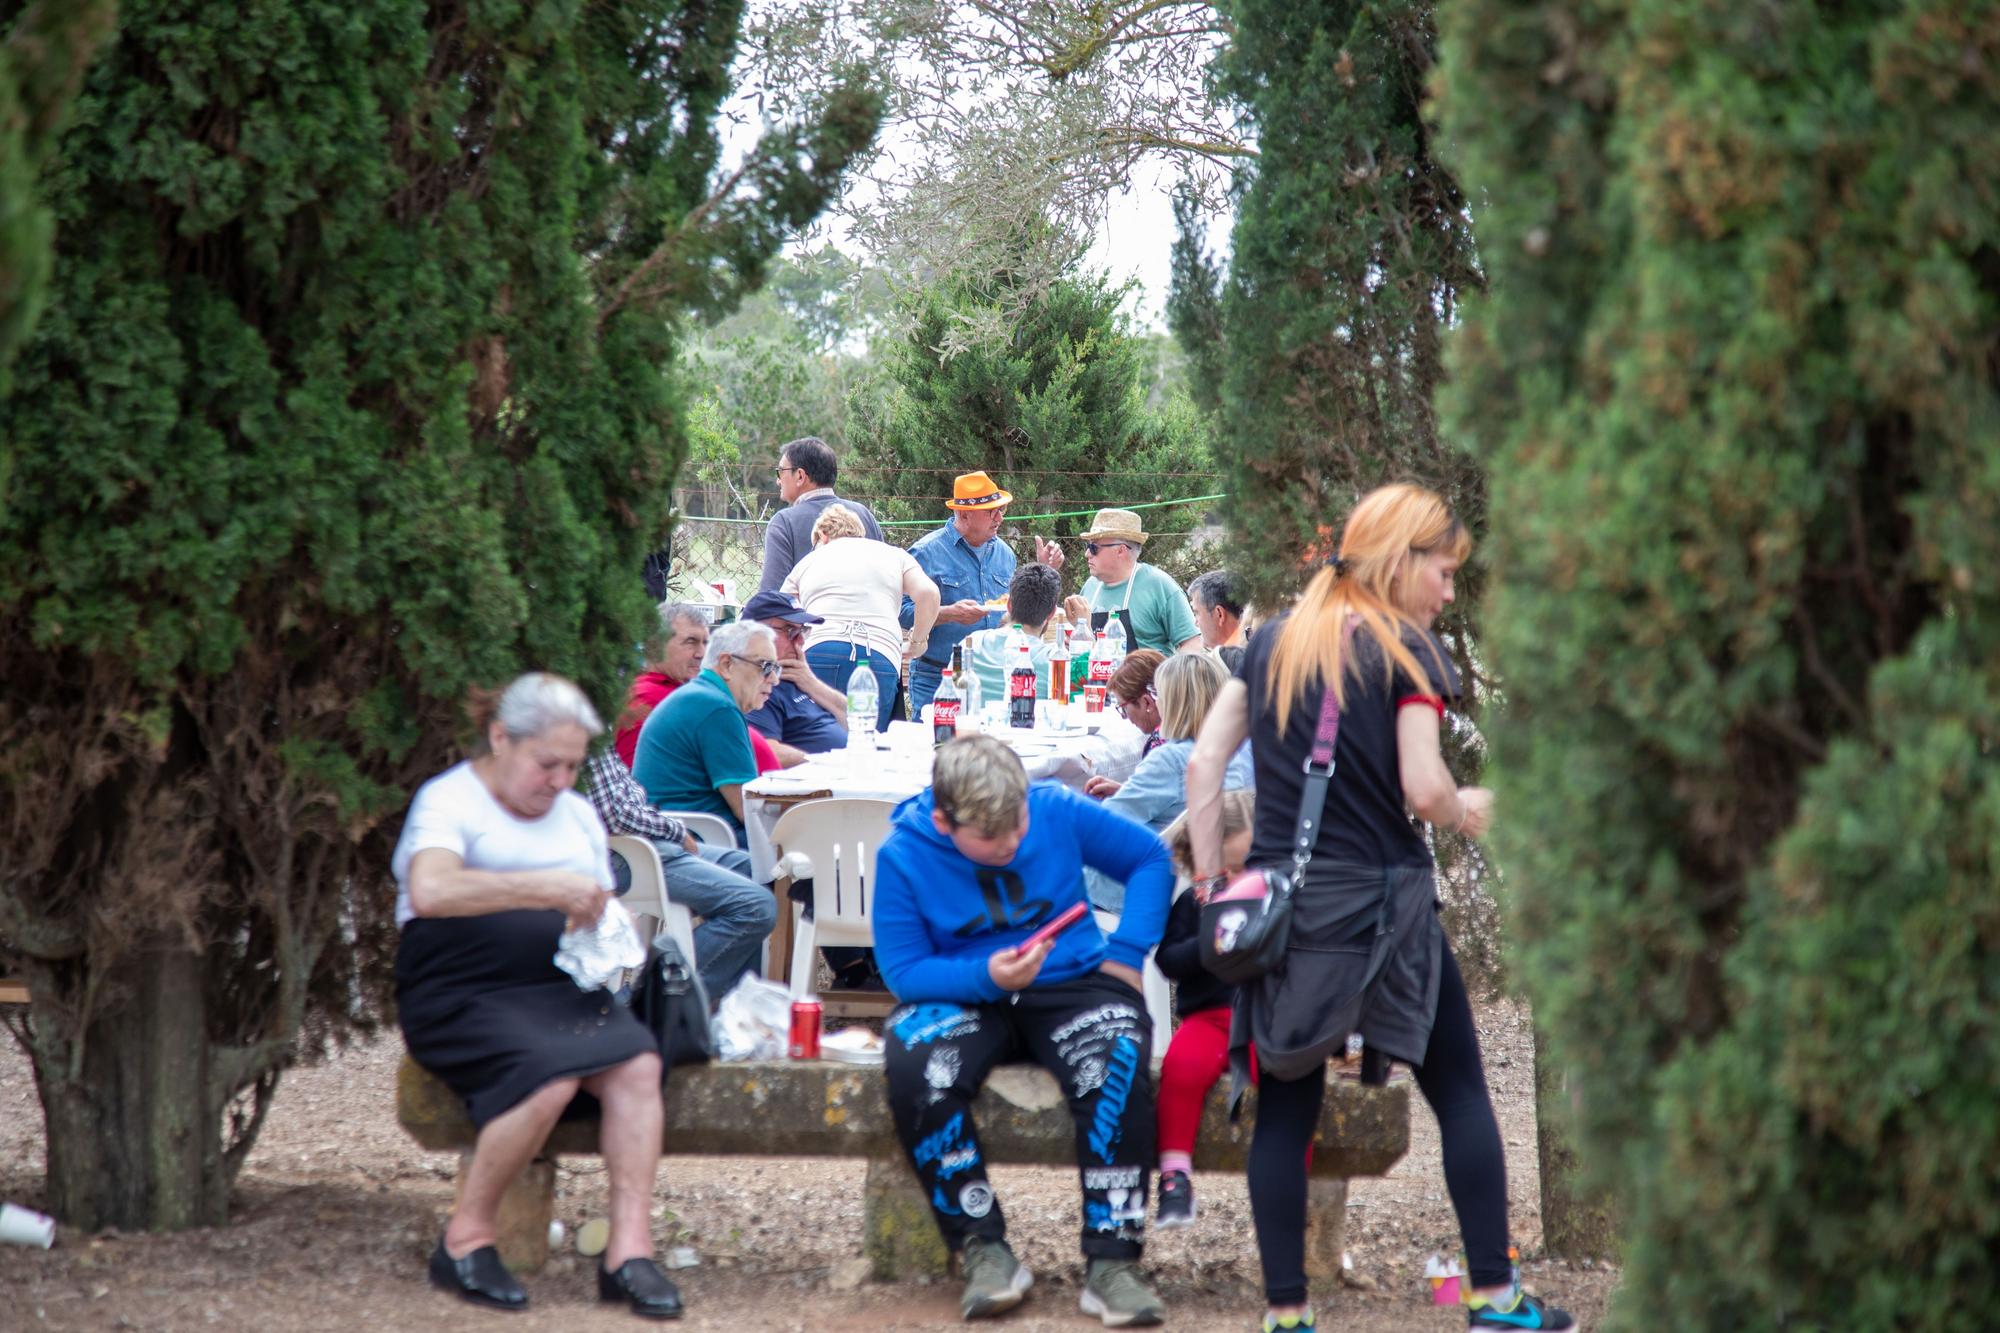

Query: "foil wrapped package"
(553, 897), (646, 992)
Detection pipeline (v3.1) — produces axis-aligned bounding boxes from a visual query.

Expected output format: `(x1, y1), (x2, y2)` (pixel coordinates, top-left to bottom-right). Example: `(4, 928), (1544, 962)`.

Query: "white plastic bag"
(711, 974), (794, 1061)
(553, 898), (646, 993)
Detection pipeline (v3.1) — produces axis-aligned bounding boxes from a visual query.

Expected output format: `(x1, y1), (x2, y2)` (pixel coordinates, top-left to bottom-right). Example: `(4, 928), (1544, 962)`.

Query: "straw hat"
(946, 471), (1013, 509)
(1079, 508), (1149, 545)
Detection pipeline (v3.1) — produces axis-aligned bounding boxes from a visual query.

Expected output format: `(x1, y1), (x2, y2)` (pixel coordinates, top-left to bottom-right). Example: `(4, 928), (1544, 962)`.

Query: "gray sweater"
(758, 489), (884, 593)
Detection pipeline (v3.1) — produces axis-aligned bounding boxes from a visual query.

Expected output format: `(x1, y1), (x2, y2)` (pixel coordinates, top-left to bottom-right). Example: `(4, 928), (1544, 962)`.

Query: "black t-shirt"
(1237, 615), (1459, 870)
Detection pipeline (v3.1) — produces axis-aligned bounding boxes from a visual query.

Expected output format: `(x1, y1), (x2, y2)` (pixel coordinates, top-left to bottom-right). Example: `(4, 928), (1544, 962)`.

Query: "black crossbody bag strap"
(1286, 682), (1343, 885)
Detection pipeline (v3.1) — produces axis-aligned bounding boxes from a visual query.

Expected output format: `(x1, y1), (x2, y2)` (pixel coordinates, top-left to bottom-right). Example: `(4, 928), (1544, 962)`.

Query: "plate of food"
(981, 598), (1009, 612)
(821, 1028), (885, 1065)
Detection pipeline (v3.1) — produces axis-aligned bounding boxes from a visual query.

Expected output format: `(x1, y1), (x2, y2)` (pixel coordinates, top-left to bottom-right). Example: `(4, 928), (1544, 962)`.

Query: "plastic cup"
(0, 1203), (55, 1248)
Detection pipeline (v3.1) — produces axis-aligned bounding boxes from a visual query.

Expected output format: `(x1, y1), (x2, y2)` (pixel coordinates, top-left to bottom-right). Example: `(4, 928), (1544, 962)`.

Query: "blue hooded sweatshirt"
(872, 780), (1175, 1005)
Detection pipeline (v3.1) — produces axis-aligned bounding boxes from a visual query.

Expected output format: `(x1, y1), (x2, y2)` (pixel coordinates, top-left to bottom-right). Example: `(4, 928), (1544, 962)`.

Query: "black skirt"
(396, 909), (657, 1128)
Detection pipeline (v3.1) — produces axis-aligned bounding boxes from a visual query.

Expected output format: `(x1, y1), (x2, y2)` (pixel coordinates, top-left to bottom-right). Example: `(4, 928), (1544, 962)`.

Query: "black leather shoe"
(428, 1238), (528, 1311)
(598, 1257), (684, 1319)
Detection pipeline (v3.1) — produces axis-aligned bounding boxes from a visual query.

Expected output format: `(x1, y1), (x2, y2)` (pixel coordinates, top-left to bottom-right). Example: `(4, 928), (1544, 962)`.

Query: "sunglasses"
(1085, 541), (1131, 556)
(737, 656), (783, 679)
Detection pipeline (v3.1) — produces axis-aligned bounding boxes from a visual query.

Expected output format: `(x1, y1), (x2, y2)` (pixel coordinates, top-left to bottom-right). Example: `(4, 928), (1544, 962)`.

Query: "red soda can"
(789, 998), (823, 1059)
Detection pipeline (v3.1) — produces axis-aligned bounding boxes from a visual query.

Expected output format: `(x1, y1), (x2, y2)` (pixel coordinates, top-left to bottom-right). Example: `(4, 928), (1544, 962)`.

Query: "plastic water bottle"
(1007, 628), (1038, 729)
(846, 660), (880, 748)
(961, 667), (984, 733)
(1105, 610), (1128, 666)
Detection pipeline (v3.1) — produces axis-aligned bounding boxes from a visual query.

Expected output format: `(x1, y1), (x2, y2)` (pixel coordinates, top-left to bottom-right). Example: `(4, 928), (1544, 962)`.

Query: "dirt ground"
(0, 996), (1618, 1331)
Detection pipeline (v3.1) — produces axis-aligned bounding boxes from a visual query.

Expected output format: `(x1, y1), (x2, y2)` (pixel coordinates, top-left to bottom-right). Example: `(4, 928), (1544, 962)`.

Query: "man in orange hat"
(901, 471), (1066, 712)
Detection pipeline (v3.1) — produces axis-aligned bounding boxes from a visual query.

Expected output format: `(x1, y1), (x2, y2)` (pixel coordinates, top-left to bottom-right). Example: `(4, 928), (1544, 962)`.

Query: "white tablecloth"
(741, 714), (1149, 880)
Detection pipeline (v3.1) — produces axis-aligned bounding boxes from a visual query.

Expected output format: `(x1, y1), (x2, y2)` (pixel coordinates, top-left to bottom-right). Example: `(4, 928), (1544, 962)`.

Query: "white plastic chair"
(607, 835), (699, 970)
(1093, 909), (1174, 1058)
(660, 810), (739, 850)
(768, 798), (898, 1004)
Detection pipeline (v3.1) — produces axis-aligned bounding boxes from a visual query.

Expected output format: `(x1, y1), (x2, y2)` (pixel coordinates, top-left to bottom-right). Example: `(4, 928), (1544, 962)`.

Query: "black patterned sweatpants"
(883, 972), (1155, 1260)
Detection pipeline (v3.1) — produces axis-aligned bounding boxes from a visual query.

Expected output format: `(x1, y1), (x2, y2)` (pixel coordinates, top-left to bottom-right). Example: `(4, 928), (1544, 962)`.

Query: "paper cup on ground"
(0, 1203), (55, 1248)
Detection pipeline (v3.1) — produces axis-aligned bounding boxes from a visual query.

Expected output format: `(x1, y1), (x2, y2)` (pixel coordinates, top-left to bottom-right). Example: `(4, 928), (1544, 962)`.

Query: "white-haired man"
(632, 620), (779, 841)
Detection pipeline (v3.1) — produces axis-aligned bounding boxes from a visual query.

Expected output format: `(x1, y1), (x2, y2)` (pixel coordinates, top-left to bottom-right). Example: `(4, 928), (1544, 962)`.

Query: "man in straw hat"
(901, 471), (1066, 713)
(1064, 509), (1201, 657)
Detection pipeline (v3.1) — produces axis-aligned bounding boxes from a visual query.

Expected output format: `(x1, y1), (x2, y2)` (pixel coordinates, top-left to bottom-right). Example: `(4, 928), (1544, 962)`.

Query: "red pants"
(1156, 1007), (1234, 1156)
(1156, 1007), (1308, 1167)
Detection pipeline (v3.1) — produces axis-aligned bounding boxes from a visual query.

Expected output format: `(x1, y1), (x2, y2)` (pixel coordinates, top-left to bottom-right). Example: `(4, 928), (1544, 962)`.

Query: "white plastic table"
(740, 713), (1149, 881)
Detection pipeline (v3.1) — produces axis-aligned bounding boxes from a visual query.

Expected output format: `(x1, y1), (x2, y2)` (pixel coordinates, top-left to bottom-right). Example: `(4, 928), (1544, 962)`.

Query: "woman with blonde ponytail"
(1184, 484), (1571, 1333)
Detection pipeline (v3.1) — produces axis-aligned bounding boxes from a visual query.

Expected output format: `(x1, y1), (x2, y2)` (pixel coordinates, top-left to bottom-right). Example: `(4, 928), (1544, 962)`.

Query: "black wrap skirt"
(1229, 860), (1444, 1090)
(396, 908), (656, 1128)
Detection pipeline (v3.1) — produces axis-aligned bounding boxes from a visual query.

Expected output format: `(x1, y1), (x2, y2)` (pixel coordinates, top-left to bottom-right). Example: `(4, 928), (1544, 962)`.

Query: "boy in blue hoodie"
(873, 734), (1175, 1327)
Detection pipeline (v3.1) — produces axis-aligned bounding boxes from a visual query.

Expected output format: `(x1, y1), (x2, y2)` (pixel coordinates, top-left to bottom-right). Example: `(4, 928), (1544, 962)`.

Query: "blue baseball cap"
(742, 591), (823, 625)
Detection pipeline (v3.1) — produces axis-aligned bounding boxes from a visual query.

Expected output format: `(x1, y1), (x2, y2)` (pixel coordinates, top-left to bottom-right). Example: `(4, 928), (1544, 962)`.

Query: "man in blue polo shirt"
(742, 590), (849, 759)
(902, 471), (1067, 713)
(632, 621), (780, 838)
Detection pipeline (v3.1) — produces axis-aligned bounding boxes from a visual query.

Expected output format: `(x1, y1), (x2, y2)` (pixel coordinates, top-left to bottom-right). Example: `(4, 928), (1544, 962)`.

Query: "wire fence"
(665, 484), (1232, 604)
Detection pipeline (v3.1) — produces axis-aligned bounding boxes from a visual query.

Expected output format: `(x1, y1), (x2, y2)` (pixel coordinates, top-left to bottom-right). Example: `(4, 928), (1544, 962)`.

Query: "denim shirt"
(900, 521), (1017, 667)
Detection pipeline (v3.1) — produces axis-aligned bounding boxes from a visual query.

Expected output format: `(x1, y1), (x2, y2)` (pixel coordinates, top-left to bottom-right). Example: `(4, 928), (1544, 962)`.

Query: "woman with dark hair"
(394, 673), (681, 1319)
(1184, 485), (1573, 1333)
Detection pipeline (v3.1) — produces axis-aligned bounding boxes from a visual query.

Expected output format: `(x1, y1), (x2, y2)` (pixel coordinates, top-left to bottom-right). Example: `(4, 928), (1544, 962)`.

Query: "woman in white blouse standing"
(784, 503), (940, 728)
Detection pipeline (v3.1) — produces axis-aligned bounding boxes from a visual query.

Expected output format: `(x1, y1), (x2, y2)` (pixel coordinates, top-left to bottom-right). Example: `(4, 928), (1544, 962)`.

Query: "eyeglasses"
(736, 656), (783, 679)
(773, 464), (799, 476)
(1085, 541), (1130, 556)
(1111, 688), (1155, 717)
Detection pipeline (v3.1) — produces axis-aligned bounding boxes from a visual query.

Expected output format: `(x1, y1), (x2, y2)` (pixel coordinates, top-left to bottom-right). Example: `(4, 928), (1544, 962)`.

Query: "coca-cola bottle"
(1008, 629), (1037, 729)
(932, 647), (963, 744)
(1085, 627), (1113, 714)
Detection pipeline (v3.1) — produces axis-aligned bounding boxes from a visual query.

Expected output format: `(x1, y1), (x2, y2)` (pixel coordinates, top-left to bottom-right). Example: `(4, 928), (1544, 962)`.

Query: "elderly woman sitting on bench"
(392, 672), (679, 1320)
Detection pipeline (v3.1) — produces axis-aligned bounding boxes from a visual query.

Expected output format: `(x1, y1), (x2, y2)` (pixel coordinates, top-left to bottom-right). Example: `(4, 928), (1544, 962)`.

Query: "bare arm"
(903, 568), (941, 660)
(1396, 705), (1490, 835)
(406, 847), (607, 928)
(1184, 678), (1250, 879)
(787, 663), (846, 716)
(764, 736), (809, 768)
(1174, 635), (1203, 655)
(718, 783), (746, 823)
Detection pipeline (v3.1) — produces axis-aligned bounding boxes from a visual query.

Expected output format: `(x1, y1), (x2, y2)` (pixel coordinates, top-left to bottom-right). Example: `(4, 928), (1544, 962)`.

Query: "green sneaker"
(1079, 1258), (1164, 1327)
(959, 1236), (1032, 1320)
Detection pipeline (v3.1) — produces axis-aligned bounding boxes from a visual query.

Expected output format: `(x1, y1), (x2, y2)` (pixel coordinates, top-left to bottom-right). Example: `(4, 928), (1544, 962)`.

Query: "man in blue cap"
(742, 590), (850, 761)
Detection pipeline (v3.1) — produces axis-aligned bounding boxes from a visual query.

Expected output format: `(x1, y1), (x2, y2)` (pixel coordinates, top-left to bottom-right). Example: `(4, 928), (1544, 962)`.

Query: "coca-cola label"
(1089, 656), (1114, 681)
(1009, 667), (1035, 699)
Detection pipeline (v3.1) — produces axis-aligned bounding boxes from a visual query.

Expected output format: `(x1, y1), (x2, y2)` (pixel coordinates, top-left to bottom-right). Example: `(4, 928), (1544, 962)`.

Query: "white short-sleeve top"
(784, 537), (923, 662)
(390, 761), (612, 928)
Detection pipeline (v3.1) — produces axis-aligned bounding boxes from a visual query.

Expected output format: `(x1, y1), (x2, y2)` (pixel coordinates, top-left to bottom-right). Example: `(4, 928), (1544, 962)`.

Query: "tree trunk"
(31, 945), (230, 1231)
(1533, 1023), (1618, 1261)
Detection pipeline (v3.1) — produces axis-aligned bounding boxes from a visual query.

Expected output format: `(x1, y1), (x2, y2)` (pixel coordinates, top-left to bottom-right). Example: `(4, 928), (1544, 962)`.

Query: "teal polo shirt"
(631, 668), (756, 830)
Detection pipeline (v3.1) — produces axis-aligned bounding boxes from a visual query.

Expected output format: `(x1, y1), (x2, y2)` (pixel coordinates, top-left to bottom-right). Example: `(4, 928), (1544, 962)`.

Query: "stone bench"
(397, 1056), (1408, 1281)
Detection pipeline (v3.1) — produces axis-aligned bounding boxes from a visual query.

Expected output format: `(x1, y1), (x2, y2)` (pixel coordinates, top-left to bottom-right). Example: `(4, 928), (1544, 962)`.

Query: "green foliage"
(1439, 0), (2000, 1322)
(855, 272), (1217, 588)
(0, 0), (874, 1229)
(1187, 0), (1483, 628)
(0, 0), (116, 391)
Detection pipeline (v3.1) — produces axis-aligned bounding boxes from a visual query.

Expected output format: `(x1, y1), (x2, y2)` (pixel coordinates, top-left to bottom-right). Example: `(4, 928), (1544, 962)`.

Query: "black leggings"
(1248, 946), (1510, 1303)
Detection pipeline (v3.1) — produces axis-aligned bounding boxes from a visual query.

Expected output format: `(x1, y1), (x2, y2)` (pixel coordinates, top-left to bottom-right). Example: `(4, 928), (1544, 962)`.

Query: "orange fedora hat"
(946, 471), (1013, 509)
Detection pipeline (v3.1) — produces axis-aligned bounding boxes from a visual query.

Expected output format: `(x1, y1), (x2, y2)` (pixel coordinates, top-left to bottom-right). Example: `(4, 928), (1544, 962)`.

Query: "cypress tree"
(1182, 0), (1483, 627)
(0, 0), (875, 1230)
(1440, 0), (2000, 1320)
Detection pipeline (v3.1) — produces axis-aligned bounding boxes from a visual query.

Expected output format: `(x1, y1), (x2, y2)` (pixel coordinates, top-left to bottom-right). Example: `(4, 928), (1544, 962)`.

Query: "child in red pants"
(1152, 791), (1255, 1227)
